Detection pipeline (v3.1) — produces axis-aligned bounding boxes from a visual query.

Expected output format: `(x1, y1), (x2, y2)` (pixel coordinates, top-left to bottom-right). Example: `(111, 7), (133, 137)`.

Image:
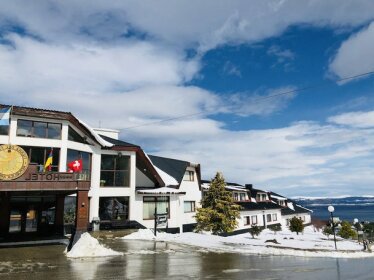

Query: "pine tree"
(195, 172), (241, 235)
(289, 216), (304, 235)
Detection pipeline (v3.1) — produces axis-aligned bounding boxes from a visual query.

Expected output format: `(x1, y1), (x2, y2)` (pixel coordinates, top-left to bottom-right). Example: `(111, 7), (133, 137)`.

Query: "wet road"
(0, 238), (373, 280)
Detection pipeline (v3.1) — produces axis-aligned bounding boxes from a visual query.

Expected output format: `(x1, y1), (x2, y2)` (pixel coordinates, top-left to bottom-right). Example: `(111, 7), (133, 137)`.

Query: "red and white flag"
(67, 159), (83, 173)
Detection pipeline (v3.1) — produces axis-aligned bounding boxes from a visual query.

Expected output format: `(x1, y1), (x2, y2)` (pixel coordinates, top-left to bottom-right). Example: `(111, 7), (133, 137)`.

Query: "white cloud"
(0, 35), (199, 95)
(328, 111), (374, 128)
(125, 110), (374, 197)
(0, 1), (374, 196)
(1, 1), (374, 51)
(329, 21), (374, 80)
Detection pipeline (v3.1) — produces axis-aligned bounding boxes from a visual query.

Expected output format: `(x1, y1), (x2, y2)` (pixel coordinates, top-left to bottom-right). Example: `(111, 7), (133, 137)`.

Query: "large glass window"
(68, 126), (86, 143)
(100, 154), (130, 187)
(67, 149), (91, 179)
(143, 197), (169, 220)
(17, 119), (61, 139)
(99, 197), (129, 221)
(21, 146), (60, 172)
(184, 201), (196, 213)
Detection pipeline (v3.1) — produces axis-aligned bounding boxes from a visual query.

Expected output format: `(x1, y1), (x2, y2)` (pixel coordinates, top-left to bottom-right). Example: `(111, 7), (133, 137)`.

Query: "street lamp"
(328, 205), (337, 250)
(353, 218), (359, 243)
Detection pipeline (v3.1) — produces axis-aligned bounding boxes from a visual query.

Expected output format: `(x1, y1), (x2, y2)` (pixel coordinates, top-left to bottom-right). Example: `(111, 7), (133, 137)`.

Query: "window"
(67, 149), (91, 179)
(143, 197), (169, 220)
(256, 193), (267, 201)
(272, 213), (277, 221)
(21, 146), (60, 172)
(183, 170), (194, 181)
(233, 193), (239, 201)
(286, 219), (290, 226)
(0, 126), (9, 136)
(267, 214), (272, 222)
(239, 193), (246, 201)
(100, 154), (130, 187)
(184, 201), (196, 213)
(279, 200), (286, 206)
(68, 126), (87, 143)
(99, 197), (129, 221)
(17, 119), (61, 139)
(244, 216), (250, 225)
(251, 215), (258, 225)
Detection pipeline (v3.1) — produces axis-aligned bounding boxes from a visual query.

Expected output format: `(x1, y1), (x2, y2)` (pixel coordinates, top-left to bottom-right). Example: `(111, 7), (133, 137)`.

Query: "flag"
(67, 159), (83, 173)
(0, 107), (10, 126)
(44, 148), (53, 171)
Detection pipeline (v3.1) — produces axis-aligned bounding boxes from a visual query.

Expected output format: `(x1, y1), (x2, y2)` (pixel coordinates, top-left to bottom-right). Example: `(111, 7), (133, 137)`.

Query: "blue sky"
(1, 1), (374, 197)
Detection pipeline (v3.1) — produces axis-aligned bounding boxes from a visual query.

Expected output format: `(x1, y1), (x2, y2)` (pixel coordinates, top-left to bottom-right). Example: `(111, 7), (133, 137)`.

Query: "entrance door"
(25, 208), (38, 232)
(8, 207), (38, 233)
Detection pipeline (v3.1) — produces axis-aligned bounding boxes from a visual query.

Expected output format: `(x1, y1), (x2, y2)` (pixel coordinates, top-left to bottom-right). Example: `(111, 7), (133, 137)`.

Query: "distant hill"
(294, 196), (374, 207)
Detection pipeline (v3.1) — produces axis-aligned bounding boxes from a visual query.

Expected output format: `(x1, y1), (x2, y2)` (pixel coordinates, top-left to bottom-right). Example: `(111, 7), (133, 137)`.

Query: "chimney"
(245, 184), (253, 190)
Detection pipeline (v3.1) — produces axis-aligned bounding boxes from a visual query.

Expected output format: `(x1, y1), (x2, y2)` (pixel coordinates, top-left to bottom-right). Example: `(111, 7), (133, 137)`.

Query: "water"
(305, 204), (374, 222)
(1, 238), (374, 280)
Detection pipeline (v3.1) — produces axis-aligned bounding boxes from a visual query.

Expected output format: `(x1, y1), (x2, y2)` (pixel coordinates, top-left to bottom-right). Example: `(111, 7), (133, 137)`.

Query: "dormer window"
(256, 193), (267, 201)
(183, 170), (194, 181)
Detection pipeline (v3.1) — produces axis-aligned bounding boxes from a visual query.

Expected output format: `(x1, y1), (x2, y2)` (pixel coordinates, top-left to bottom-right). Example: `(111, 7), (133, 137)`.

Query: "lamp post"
(353, 218), (360, 244)
(328, 205), (337, 250)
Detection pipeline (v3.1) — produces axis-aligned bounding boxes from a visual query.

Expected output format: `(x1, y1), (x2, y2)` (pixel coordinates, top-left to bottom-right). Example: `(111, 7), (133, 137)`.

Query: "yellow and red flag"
(44, 148), (53, 171)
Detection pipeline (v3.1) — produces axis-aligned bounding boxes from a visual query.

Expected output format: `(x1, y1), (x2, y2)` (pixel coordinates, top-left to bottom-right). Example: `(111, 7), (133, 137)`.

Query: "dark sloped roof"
(201, 179), (243, 187)
(99, 134), (139, 148)
(148, 155), (189, 184)
(281, 204), (312, 215)
(269, 191), (287, 199)
(237, 201), (282, 211)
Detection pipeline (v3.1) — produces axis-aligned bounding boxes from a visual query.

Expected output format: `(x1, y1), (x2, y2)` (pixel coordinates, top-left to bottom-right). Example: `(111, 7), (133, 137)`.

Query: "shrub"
(289, 217), (304, 235)
(338, 221), (357, 239)
(322, 226), (333, 239)
(268, 224), (282, 235)
(248, 225), (263, 239)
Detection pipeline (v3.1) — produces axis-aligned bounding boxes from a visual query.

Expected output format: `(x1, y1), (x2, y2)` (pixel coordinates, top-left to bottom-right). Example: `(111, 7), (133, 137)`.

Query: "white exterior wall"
(236, 209), (282, 231)
(281, 213), (312, 228)
(178, 166), (201, 228)
(133, 193), (182, 230)
(88, 150), (137, 222)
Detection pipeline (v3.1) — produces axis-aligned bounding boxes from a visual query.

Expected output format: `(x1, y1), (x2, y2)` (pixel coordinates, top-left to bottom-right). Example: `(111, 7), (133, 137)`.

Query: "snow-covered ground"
(66, 232), (123, 258)
(122, 227), (374, 259)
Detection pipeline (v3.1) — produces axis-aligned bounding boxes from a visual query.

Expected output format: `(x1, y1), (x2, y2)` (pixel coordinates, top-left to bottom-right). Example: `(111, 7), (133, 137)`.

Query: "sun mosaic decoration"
(0, 144), (29, 180)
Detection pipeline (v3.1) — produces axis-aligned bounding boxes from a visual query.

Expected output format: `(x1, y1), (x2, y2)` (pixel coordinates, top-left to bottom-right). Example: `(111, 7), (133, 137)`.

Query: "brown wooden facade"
(0, 164), (90, 239)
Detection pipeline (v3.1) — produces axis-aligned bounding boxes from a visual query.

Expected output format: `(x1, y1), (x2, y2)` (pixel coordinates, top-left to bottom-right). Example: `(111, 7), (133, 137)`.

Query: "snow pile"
(123, 228), (156, 240)
(66, 233), (123, 258)
(123, 228), (374, 259)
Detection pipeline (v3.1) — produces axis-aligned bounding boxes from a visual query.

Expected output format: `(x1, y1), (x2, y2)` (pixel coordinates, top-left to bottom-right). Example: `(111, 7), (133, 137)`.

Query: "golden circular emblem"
(0, 144), (29, 180)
